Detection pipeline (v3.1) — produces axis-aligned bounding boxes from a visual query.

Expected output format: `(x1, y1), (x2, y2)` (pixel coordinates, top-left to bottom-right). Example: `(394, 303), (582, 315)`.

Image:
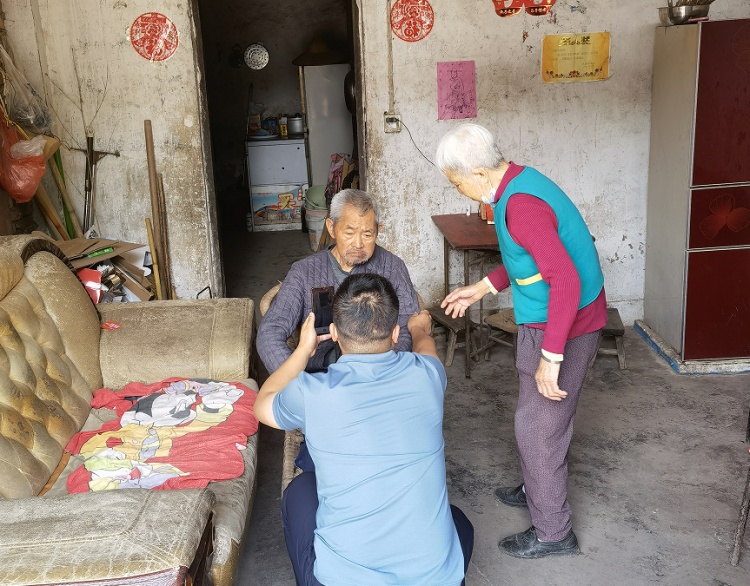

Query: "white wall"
(4, 0), (220, 298)
(357, 0), (750, 324)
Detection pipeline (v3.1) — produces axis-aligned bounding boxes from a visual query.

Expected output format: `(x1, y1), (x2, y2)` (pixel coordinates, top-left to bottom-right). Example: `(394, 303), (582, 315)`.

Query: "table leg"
(443, 237), (450, 298)
(464, 249), (471, 378)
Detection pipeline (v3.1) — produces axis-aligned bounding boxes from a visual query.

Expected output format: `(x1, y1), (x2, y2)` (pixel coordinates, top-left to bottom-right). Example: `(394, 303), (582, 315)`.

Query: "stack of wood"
(144, 120), (173, 301)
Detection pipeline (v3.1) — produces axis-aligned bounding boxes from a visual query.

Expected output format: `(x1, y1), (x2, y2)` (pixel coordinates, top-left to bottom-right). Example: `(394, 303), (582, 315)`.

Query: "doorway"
(195, 0), (364, 297)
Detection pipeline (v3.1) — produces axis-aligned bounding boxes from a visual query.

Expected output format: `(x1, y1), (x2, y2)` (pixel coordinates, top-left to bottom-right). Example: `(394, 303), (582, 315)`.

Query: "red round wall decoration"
(390, 0), (435, 43)
(130, 12), (179, 62)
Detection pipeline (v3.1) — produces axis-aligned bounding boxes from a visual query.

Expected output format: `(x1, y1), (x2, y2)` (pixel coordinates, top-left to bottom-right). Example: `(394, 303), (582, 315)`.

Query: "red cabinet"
(684, 249), (750, 360)
(692, 20), (750, 187)
(645, 19), (750, 361)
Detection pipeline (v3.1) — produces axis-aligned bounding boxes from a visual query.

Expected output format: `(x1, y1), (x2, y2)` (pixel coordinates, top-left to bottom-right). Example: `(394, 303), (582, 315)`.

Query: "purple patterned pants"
(514, 325), (601, 542)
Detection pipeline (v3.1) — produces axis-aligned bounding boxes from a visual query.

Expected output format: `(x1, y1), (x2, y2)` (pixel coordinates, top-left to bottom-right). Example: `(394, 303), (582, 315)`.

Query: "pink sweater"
(486, 163), (607, 354)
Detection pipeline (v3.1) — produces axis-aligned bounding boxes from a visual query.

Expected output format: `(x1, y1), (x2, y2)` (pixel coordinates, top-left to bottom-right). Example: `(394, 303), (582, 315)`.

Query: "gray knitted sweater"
(257, 245), (419, 374)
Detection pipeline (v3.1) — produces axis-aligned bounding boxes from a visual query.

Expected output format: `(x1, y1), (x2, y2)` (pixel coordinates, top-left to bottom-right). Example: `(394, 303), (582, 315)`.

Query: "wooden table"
(431, 214), (500, 377)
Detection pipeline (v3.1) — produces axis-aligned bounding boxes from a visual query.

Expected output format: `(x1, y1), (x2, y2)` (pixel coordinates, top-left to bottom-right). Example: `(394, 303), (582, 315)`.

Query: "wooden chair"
(259, 282), (303, 495)
(480, 308), (518, 373)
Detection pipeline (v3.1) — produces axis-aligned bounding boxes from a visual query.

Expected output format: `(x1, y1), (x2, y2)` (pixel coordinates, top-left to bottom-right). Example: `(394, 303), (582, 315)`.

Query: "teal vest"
(493, 167), (604, 324)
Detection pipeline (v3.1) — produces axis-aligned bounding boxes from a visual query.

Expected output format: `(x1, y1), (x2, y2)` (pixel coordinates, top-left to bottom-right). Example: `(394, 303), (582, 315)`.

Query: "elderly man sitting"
(257, 188), (419, 374)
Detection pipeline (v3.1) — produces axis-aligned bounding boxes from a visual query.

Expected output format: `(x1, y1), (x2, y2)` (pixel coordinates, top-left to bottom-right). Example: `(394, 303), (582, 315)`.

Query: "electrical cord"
(400, 119), (435, 167)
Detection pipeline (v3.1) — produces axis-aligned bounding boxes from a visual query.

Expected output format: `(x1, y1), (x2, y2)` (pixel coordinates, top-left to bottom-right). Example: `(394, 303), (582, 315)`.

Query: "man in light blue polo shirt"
(253, 273), (473, 586)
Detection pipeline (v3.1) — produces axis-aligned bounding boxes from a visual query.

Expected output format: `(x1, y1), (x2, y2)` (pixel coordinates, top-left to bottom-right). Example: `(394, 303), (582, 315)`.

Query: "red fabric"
(486, 163), (607, 354)
(65, 379), (258, 493)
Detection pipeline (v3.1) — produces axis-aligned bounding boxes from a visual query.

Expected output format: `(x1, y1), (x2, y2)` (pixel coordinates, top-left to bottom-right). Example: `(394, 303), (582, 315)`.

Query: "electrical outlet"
(384, 112), (401, 133)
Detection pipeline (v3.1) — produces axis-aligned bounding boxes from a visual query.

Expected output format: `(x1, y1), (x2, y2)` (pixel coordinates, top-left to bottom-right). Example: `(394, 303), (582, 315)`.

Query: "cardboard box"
(57, 238), (145, 269)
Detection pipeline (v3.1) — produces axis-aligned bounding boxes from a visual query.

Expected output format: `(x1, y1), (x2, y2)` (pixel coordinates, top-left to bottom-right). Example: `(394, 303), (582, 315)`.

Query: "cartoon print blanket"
(65, 378), (258, 493)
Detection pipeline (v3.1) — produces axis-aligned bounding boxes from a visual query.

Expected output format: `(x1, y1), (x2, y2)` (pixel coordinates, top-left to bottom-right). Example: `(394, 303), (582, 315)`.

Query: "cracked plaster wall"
(5, 0), (220, 299)
(358, 0), (750, 324)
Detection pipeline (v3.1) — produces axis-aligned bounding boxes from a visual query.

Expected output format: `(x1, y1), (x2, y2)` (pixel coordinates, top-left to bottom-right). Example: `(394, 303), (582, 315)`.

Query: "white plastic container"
(305, 207), (327, 251)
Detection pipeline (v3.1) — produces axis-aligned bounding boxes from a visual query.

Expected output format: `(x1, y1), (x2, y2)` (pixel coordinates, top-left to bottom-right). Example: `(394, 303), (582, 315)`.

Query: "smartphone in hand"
(311, 286), (334, 335)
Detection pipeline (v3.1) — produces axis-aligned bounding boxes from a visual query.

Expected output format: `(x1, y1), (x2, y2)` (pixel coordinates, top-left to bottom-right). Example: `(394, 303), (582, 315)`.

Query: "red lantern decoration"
(492, 0), (556, 18)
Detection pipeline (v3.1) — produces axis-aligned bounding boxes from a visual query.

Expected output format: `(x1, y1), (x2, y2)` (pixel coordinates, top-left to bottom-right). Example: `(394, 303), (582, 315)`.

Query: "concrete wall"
(4, 0), (220, 298)
(357, 0), (750, 323)
(198, 0), (349, 191)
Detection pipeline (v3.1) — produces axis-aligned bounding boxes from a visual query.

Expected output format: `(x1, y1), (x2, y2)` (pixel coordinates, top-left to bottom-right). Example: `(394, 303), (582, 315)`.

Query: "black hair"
(332, 274), (399, 343)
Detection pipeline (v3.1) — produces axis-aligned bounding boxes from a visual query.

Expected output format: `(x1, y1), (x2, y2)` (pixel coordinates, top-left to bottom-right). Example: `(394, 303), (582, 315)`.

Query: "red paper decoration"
(390, 0), (435, 43)
(493, 0), (556, 18)
(130, 13), (179, 62)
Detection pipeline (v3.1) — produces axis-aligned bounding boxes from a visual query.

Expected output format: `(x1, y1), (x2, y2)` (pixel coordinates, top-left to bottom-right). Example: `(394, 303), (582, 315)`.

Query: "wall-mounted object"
(493, 0), (556, 18)
(390, 0), (435, 42)
(541, 32), (610, 83)
(129, 13), (179, 62)
(244, 43), (270, 70)
(229, 44), (244, 68)
(437, 61), (477, 120)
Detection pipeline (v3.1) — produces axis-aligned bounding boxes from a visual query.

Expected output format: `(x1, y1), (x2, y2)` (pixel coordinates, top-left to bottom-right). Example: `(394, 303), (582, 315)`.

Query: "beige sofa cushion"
(0, 248), (102, 499)
(98, 299), (254, 389)
(0, 488), (214, 585)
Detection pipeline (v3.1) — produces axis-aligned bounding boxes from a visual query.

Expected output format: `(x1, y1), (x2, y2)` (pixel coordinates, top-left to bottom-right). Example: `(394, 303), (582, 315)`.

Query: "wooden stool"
(594, 307), (627, 370)
(480, 308), (518, 371)
(428, 307), (478, 367)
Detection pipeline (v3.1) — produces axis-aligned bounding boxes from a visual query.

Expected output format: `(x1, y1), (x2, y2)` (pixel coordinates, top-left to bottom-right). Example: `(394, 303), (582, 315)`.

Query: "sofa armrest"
(98, 298), (254, 389)
(0, 489), (214, 586)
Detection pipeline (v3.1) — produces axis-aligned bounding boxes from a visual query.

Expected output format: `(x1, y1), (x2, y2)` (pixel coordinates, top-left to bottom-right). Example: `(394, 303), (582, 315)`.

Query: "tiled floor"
(222, 220), (750, 586)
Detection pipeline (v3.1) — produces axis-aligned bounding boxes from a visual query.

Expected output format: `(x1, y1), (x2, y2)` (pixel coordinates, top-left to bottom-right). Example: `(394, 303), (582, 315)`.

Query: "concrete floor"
(222, 220), (750, 586)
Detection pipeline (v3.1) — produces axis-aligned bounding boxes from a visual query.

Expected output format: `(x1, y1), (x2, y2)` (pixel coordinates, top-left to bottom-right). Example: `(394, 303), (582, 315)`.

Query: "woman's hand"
(534, 358), (568, 401)
(440, 280), (491, 318)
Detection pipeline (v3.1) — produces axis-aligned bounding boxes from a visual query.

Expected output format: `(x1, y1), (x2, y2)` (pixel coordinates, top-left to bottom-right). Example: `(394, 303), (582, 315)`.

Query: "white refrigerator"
(300, 64), (353, 187)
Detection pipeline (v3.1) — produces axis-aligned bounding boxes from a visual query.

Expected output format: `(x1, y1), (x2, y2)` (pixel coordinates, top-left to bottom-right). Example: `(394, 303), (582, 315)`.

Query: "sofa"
(0, 234), (259, 586)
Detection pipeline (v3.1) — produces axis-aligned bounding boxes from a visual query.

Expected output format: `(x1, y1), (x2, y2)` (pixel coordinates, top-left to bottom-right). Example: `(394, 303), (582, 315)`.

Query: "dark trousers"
(514, 325), (600, 542)
(281, 444), (474, 586)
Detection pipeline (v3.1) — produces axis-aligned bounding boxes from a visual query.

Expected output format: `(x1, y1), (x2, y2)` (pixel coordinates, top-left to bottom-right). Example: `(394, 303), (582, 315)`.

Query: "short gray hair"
(329, 189), (380, 226)
(435, 123), (505, 177)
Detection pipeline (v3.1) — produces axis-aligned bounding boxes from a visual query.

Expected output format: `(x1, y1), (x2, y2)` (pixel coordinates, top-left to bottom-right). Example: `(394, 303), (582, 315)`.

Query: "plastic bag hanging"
(0, 119), (46, 203)
(0, 45), (52, 134)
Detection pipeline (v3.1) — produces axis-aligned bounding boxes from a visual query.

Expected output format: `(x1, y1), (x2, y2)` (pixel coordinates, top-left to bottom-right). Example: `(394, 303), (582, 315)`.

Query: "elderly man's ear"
(330, 322), (339, 343)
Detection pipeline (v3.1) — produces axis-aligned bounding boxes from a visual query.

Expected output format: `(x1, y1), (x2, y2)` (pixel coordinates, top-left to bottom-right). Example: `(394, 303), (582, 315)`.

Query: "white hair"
(329, 189), (380, 226)
(435, 123), (505, 177)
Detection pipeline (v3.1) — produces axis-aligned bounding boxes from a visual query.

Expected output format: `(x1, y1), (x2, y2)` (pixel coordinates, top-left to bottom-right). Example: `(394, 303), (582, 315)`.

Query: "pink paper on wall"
(437, 61), (477, 120)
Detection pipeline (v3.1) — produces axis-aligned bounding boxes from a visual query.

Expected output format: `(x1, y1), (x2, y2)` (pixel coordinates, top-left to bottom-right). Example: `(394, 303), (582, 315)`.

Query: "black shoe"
(498, 527), (580, 559)
(494, 484), (528, 508)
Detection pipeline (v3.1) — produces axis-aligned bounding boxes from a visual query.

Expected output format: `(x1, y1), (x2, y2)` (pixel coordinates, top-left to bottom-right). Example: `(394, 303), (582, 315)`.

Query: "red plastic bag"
(0, 120), (46, 203)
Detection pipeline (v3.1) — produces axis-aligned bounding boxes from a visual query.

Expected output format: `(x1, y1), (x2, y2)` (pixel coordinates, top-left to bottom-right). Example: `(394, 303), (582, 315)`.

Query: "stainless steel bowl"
(668, 5), (710, 25)
(658, 7), (673, 26)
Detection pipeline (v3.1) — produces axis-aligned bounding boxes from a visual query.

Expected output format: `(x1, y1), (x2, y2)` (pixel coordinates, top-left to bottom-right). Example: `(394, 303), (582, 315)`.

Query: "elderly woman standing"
(436, 123), (607, 559)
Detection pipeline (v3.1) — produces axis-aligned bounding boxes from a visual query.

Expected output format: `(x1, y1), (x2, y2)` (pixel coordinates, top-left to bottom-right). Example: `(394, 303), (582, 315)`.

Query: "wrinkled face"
(329, 205), (378, 271)
(445, 169), (486, 203)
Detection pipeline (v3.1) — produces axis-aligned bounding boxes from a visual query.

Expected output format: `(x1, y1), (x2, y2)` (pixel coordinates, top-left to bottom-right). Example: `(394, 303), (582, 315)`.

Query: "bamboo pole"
(35, 183), (70, 240)
(156, 172), (173, 298)
(144, 122), (162, 253)
(145, 217), (164, 301)
(49, 160), (83, 237)
(144, 121), (169, 298)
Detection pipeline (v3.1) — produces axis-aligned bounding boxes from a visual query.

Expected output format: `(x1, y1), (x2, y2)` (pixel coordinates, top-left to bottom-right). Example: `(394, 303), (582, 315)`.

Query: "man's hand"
(441, 280), (490, 319)
(408, 310), (432, 336)
(298, 313), (321, 357)
(534, 358), (568, 401)
(408, 310), (439, 359)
